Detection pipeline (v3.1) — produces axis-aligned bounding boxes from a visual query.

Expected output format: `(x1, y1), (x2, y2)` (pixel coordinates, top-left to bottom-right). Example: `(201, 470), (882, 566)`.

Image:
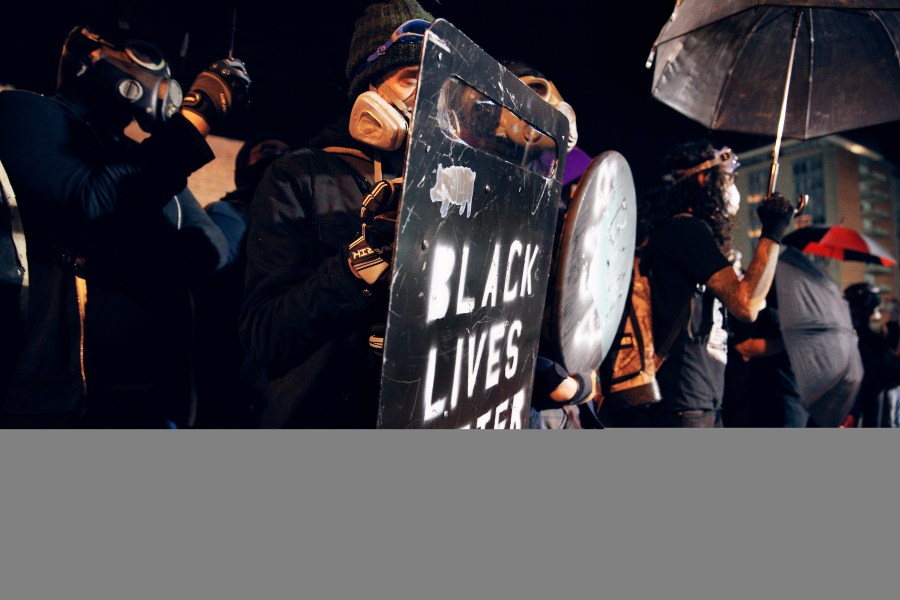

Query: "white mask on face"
(724, 183), (741, 216)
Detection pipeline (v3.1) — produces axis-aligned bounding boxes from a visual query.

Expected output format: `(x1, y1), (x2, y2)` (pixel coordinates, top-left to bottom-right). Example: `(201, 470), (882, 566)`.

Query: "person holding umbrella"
(626, 140), (795, 428)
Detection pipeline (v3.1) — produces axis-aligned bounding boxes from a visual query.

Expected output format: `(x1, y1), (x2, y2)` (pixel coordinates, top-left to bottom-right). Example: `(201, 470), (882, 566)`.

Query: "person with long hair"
(615, 140), (795, 427)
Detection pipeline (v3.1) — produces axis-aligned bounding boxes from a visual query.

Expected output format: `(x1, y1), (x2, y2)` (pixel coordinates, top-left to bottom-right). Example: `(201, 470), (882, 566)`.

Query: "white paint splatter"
(430, 164), (476, 218)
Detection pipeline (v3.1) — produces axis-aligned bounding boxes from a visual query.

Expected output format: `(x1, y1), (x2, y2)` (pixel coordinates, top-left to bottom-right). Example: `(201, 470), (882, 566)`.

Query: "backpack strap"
(656, 295), (693, 363)
(645, 212), (698, 365)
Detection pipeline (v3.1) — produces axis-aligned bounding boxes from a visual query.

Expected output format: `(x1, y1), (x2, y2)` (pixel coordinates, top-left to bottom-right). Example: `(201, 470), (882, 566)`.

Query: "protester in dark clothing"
(723, 251), (805, 428)
(845, 282), (900, 427)
(191, 133), (291, 428)
(0, 22), (250, 427)
(240, 0), (434, 427)
(602, 140), (795, 428)
(730, 296), (806, 427)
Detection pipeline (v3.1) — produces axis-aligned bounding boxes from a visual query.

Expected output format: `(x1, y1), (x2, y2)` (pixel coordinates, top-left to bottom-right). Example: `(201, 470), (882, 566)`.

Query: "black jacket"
(0, 90), (222, 424)
(240, 119), (395, 427)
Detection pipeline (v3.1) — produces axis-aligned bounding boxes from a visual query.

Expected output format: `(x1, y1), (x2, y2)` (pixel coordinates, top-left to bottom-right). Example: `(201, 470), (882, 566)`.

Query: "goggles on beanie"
(354, 19), (430, 80)
(664, 146), (740, 183)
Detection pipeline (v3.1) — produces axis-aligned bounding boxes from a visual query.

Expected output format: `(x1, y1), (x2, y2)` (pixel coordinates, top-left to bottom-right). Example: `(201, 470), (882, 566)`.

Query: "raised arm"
(707, 193), (795, 322)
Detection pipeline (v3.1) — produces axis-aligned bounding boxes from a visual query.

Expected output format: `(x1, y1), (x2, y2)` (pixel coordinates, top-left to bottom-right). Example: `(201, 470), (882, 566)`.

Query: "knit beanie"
(345, 0), (434, 98)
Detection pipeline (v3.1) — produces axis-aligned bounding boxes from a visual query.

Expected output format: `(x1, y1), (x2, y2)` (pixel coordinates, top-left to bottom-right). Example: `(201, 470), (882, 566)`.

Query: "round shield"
(553, 150), (636, 373)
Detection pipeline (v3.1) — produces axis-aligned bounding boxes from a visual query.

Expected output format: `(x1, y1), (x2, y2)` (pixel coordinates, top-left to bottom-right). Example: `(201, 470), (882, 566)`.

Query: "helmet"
(844, 282), (881, 315)
(57, 25), (182, 133)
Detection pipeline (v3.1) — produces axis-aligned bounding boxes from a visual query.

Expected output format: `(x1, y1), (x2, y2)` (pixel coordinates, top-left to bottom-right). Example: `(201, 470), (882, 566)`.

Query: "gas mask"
(519, 75), (578, 152)
(349, 78), (416, 152)
(349, 89), (409, 152)
(58, 26), (182, 133)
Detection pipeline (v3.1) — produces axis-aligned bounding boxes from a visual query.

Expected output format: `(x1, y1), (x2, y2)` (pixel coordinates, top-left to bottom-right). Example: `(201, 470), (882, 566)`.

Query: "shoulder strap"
(656, 296), (693, 363)
(322, 146), (376, 186)
(645, 211), (698, 364)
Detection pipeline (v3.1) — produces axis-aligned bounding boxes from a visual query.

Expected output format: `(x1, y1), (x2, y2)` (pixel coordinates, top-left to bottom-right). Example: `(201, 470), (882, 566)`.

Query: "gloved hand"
(341, 179), (402, 287)
(181, 58), (251, 128)
(757, 192), (795, 243)
(360, 179), (401, 223)
(343, 211), (397, 286)
(532, 356), (598, 409)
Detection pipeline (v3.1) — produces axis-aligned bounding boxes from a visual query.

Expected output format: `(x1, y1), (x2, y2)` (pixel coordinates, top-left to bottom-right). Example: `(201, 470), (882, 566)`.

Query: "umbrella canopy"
(774, 247), (863, 427)
(782, 224), (898, 265)
(649, 1), (900, 140)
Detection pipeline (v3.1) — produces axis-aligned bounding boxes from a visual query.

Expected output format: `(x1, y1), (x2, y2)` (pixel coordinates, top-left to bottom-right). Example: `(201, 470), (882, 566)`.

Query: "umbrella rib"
(711, 8), (774, 129)
(869, 10), (900, 71)
(804, 10), (814, 140)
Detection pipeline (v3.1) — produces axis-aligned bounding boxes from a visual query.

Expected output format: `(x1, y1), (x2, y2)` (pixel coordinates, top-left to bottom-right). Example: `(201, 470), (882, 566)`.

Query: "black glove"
(757, 192), (795, 244)
(341, 180), (402, 287)
(181, 58), (251, 127)
(343, 211), (398, 286)
(532, 356), (597, 409)
(360, 179), (401, 223)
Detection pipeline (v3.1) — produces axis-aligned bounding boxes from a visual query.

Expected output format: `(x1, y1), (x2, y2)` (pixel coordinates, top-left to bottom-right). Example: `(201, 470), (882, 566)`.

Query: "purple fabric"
(563, 146), (592, 185)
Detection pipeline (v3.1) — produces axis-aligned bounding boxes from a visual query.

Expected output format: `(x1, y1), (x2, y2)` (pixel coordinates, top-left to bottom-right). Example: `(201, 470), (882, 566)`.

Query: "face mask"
(61, 28), (181, 133)
(349, 90), (409, 151)
(519, 75), (578, 151)
(724, 183), (741, 216)
(348, 74), (417, 152)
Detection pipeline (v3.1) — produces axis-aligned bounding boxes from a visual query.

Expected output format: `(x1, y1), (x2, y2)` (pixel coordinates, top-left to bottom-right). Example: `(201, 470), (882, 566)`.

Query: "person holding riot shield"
(239, 0), (434, 427)
(603, 141), (795, 428)
(0, 20), (250, 427)
(488, 59), (598, 429)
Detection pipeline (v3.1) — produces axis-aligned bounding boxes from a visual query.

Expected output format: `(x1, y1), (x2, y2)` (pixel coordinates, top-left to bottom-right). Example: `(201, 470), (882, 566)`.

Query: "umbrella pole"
(768, 9), (804, 197)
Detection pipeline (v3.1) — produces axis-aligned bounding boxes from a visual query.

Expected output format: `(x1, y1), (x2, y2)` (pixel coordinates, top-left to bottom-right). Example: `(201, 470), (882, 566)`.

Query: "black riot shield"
(552, 151), (636, 375)
(378, 19), (569, 428)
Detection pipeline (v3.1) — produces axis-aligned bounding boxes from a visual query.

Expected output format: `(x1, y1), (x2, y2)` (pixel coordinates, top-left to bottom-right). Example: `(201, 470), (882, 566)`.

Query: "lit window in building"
(746, 169), (768, 236)
(793, 157), (825, 224)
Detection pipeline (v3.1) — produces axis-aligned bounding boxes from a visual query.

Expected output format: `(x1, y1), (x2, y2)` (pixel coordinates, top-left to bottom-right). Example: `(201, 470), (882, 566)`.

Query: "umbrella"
(775, 247), (863, 426)
(648, 1), (900, 195)
(782, 224), (898, 266)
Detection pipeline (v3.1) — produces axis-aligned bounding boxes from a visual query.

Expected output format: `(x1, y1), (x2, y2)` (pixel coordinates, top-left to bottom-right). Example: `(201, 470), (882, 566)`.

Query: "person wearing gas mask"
(481, 59), (596, 429)
(603, 140), (795, 428)
(239, 0), (433, 428)
(0, 22), (250, 427)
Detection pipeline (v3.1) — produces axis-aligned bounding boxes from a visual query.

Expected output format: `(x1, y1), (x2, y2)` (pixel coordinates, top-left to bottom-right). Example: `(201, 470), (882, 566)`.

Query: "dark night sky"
(2, 0), (898, 193)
